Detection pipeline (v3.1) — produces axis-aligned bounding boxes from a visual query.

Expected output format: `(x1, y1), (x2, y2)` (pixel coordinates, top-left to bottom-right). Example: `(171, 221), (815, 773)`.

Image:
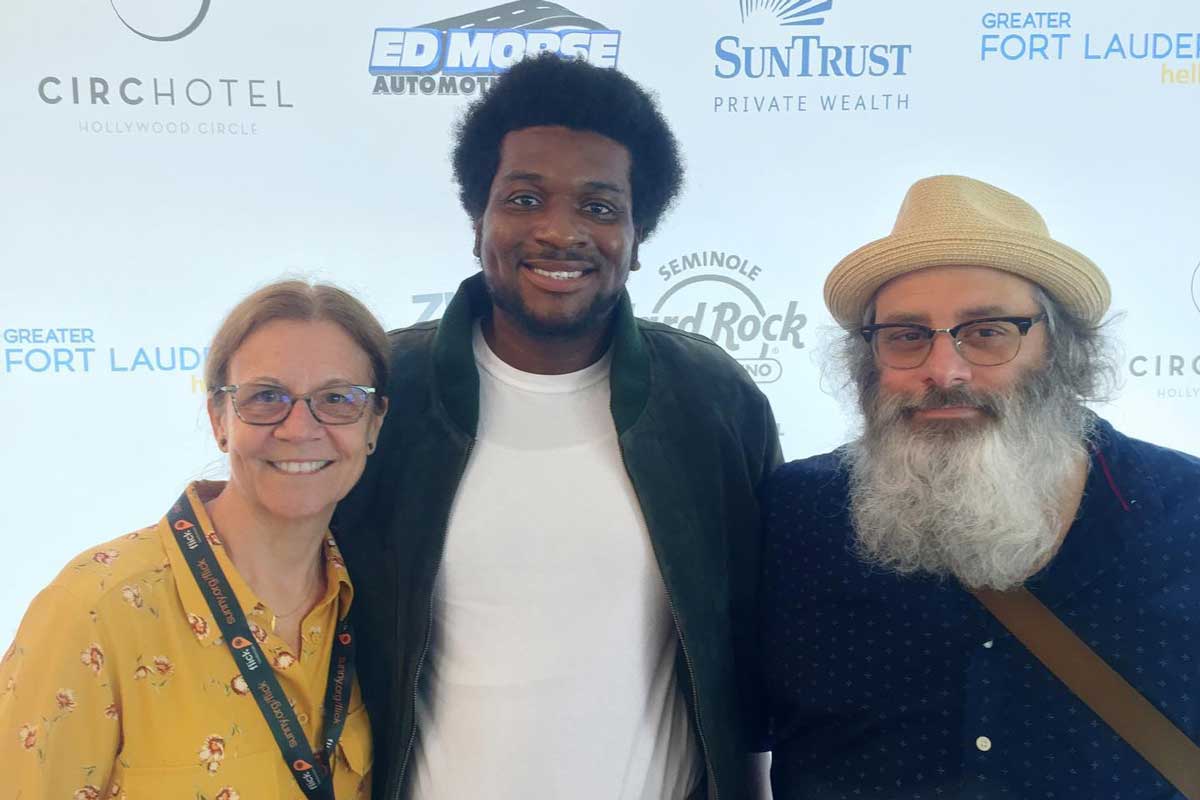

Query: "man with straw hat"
(758, 175), (1200, 798)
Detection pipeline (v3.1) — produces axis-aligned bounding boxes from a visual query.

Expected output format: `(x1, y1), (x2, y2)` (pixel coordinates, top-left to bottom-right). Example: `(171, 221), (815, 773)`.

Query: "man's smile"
(520, 259), (596, 292)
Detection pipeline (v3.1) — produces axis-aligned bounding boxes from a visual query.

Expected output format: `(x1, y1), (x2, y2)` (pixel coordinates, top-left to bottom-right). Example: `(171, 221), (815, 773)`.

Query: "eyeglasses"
(860, 314), (1046, 369)
(213, 383), (377, 425)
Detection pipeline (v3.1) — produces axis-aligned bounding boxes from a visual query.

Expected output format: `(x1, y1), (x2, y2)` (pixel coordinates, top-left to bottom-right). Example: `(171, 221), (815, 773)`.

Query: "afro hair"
(451, 53), (685, 241)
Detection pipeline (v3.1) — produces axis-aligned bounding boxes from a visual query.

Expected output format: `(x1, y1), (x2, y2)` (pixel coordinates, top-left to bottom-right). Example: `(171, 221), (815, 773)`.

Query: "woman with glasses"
(1, 280), (388, 799)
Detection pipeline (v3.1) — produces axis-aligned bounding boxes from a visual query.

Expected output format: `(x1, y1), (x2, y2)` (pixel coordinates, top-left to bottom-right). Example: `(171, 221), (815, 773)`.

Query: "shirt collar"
(159, 481), (355, 647)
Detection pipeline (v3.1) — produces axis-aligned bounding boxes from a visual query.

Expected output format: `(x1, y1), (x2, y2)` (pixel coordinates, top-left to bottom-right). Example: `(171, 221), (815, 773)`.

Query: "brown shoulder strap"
(973, 586), (1200, 799)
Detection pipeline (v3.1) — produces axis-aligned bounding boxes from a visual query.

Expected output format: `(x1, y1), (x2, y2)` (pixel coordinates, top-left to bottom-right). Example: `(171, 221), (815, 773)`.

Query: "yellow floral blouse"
(0, 482), (372, 799)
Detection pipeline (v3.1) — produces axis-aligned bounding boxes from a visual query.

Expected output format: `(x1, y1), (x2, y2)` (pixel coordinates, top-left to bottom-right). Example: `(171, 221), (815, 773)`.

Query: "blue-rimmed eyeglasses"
(212, 383), (377, 425)
(860, 314), (1047, 369)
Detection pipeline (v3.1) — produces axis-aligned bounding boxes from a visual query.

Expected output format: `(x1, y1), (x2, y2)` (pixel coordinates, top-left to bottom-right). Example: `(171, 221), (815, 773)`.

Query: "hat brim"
(824, 228), (1111, 328)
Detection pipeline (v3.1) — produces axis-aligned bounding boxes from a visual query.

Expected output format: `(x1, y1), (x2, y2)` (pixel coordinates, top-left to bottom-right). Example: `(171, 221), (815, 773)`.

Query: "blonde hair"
(205, 280), (389, 408)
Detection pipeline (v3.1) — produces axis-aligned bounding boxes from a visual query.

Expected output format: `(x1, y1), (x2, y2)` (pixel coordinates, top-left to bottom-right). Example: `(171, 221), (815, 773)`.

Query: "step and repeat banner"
(2, 0), (1199, 639)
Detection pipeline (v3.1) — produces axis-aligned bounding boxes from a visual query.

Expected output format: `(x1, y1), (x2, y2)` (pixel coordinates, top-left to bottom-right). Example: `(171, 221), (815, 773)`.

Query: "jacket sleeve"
(0, 583), (121, 798)
(739, 387), (784, 754)
(757, 390), (784, 482)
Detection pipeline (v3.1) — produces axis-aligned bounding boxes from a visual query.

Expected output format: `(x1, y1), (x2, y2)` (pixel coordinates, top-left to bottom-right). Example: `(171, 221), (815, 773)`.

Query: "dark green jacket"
(334, 274), (781, 800)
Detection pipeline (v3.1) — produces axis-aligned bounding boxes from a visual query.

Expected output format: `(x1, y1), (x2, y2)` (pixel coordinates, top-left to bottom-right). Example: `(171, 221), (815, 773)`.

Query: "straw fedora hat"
(824, 175), (1110, 328)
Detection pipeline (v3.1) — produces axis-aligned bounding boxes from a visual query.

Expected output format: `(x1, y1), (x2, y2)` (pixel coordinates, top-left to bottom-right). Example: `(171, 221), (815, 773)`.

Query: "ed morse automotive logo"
(369, 1), (621, 97)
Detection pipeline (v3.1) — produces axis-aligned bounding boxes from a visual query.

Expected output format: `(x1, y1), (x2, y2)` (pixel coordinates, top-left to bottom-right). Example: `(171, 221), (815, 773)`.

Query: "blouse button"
(976, 736), (992, 752)
(297, 711), (310, 725)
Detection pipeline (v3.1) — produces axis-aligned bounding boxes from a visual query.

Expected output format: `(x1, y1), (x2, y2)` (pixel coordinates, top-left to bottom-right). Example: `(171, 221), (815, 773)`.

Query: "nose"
(273, 398), (324, 440)
(920, 332), (973, 389)
(532, 200), (586, 250)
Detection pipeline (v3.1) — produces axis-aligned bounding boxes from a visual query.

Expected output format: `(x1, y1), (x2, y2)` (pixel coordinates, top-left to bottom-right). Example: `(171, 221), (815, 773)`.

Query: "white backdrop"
(3, 0), (1199, 642)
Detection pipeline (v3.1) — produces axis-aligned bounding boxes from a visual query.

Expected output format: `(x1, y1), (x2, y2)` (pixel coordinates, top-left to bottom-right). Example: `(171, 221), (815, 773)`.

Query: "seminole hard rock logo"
(642, 251), (806, 384)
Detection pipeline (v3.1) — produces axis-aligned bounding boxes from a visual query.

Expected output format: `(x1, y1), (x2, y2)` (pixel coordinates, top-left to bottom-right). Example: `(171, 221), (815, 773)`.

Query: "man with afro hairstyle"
(336, 53), (780, 800)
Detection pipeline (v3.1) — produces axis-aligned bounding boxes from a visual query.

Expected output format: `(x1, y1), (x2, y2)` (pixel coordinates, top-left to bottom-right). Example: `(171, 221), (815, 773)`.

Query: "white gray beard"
(845, 374), (1092, 591)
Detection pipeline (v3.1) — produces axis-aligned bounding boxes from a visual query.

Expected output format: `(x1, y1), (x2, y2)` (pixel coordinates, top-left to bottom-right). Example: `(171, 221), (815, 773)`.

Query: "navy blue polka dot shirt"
(761, 417), (1199, 799)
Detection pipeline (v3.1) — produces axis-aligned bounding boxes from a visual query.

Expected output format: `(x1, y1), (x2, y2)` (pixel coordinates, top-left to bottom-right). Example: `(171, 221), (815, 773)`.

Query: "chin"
(270, 503), (338, 525)
(522, 306), (600, 338)
(257, 489), (340, 524)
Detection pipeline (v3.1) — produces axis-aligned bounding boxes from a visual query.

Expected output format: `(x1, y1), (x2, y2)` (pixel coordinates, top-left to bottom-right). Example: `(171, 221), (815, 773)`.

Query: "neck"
(483, 310), (612, 374)
(203, 484), (327, 614)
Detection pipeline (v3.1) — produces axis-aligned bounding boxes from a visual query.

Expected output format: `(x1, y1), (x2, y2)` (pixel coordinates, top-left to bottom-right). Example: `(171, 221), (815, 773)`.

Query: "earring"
(218, 437), (228, 451)
(366, 441), (376, 454)
(630, 260), (641, 272)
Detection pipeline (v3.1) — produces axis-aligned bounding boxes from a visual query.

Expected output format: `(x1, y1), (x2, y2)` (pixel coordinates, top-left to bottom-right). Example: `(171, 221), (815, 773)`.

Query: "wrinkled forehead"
(869, 265), (1042, 323)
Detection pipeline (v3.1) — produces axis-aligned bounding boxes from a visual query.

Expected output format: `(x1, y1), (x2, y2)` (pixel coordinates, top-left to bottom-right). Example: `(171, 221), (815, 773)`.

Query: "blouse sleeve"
(1, 583), (122, 798)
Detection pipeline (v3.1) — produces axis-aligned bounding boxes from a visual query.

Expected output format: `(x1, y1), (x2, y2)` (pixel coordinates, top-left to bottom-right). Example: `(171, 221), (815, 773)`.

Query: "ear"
(472, 223), (482, 259)
(366, 398), (388, 450)
(207, 394), (229, 452)
(629, 237), (641, 272)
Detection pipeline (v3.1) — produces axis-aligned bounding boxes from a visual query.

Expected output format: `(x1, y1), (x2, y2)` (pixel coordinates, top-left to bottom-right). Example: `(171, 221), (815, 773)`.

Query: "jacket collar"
(432, 272), (651, 437)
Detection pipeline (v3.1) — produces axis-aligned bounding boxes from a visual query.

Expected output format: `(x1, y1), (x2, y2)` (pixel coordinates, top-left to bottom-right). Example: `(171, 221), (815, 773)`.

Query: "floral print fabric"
(0, 482), (371, 799)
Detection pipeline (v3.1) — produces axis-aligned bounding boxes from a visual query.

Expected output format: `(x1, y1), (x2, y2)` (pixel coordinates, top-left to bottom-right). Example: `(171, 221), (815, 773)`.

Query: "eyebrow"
(580, 180), (627, 195)
(499, 171), (628, 196)
(876, 305), (1019, 325)
(500, 170), (544, 184)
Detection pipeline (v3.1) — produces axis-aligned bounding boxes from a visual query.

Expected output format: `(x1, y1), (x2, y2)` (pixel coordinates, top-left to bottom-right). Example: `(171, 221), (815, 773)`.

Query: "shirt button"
(976, 736), (992, 752)
(297, 711), (310, 725)
(982, 640), (994, 648)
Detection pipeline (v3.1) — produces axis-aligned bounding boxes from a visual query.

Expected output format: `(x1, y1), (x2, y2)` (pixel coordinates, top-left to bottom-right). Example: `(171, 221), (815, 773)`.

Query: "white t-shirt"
(409, 324), (701, 800)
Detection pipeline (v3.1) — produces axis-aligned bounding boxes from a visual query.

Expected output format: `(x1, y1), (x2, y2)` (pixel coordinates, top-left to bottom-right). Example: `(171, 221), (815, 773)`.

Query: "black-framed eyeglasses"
(213, 382), (377, 425)
(860, 314), (1047, 369)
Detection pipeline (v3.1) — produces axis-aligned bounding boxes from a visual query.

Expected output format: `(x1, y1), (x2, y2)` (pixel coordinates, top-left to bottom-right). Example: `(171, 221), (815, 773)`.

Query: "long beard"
(844, 368), (1094, 590)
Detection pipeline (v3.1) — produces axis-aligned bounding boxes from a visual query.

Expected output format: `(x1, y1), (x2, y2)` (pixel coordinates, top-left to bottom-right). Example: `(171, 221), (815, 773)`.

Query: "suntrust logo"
(640, 250), (806, 384)
(712, 1), (911, 114)
(739, 0), (830, 27)
(716, 0), (910, 79)
(370, 1), (621, 98)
